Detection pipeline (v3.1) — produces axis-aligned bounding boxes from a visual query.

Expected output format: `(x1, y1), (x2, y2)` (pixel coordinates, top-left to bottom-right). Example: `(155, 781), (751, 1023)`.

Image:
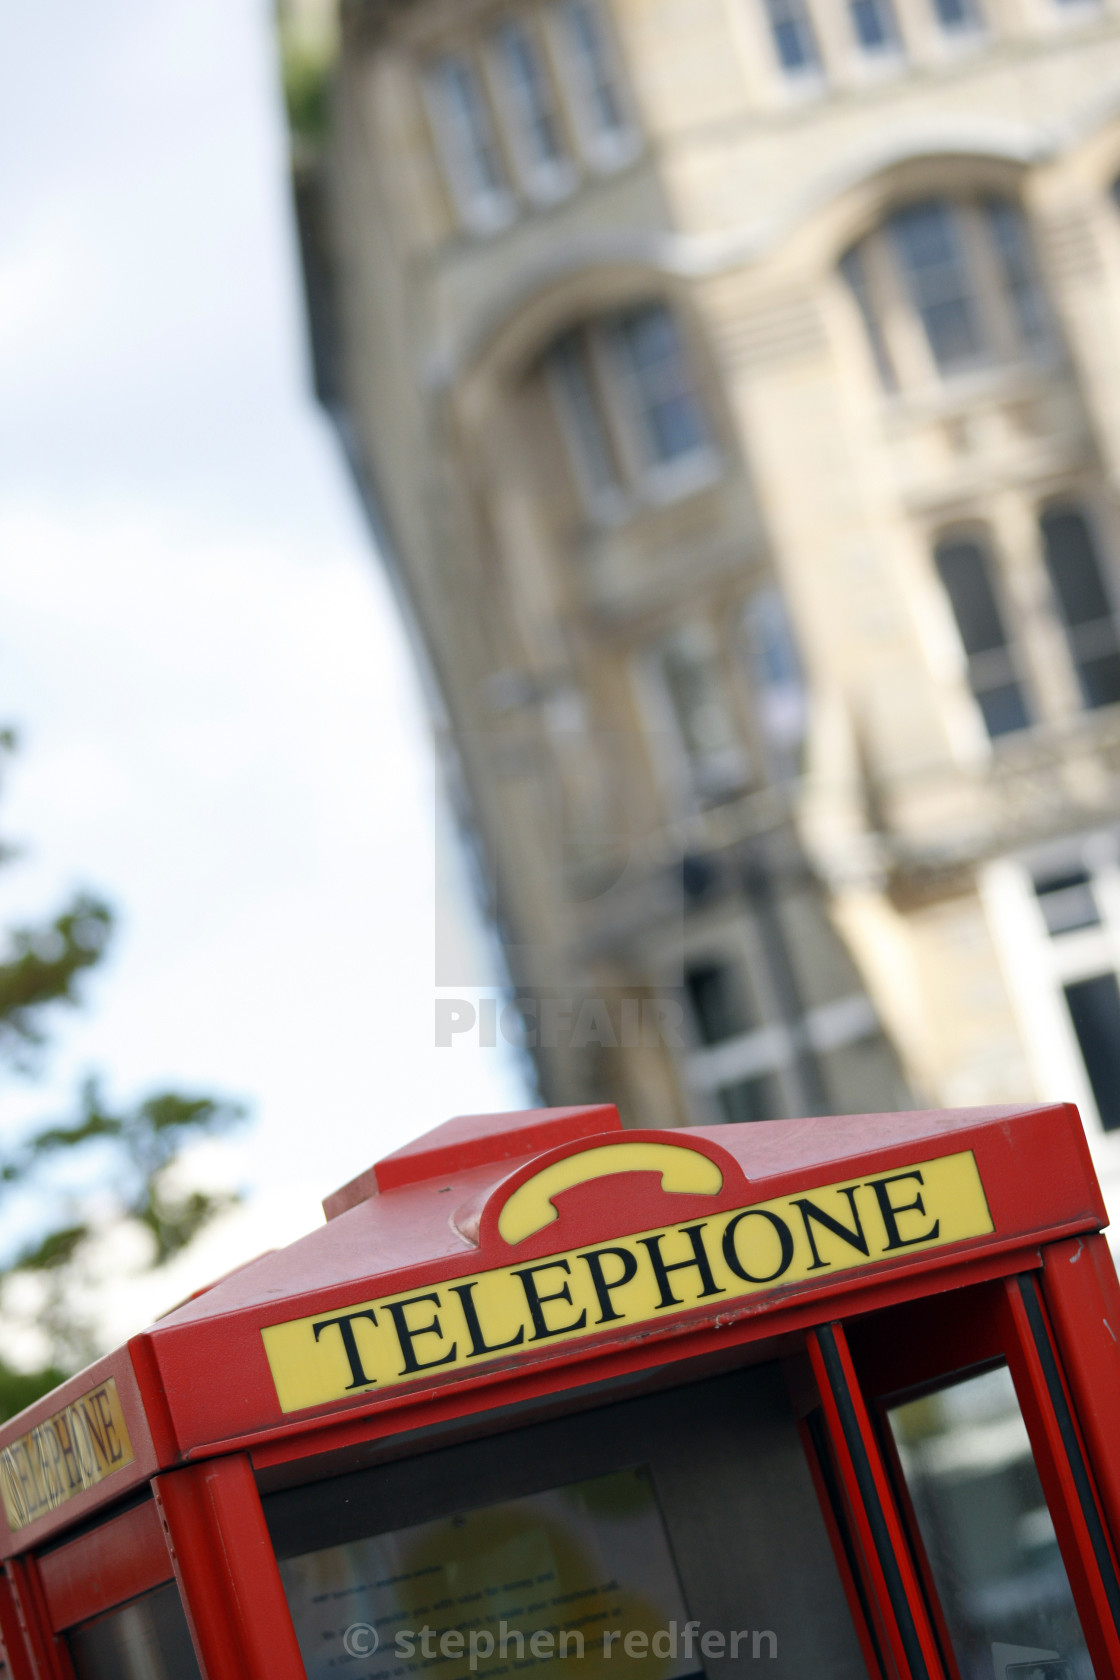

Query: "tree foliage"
(0, 730), (246, 1418)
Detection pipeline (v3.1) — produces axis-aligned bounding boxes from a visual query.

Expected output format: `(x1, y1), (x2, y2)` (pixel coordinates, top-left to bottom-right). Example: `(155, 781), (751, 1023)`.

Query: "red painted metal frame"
(133, 1105), (1102, 1467)
(0, 1574), (33, 1680)
(0, 1102), (1115, 1680)
(809, 1322), (948, 1680)
(1000, 1276), (1120, 1676)
(0, 1348), (160, 1559)
(1041, 1233), (1120, 1549)
(1, 1558), (72, 1680)
(844, 1275), (1120, 1680)
(797, 1408), (890, 1680)
(36, 1499), (171, 1633)
(153, 1454), (305, 1680)
(246, 1241), (1041, 1479)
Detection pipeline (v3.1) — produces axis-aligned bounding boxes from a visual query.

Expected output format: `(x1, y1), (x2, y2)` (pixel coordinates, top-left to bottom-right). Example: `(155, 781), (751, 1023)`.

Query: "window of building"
(613, 305), (711, 472)
(934, 534), (1031, 737)
(489, 18), (573, 198)
(930, 0), (983, 31)
(684, 960), (752, 1045)
(842, 197), (1048, 389)
(426, 54), (514, 232)
(426, 5), (640, 233)
(889, 201), (984, 371)
(848, 0), (902, 54)
(1039, 505), (1120, 711)
(551, 0), (636, 166)
(679, 896), (906, 1126)
(1034, 868), (1101, 936)
(1064, 973), (1120, 1131)
(651, 623), (750, 805)
(743, 588), (808, 781)
(996, 843), (1120, 1141)
(984, 199), (1047, 346)
(546, 327), (625, 511)
(545, 303), (715, 516)
(762, 0), (823, 76)
(429, 54), (517, 231)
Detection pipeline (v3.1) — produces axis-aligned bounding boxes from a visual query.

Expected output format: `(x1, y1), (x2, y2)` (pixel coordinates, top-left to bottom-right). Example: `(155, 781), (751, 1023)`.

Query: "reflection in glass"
(889, 1366), (1094, 1680)
(278, 1465), (699, 1680)
(67, 1581), (201, 1680)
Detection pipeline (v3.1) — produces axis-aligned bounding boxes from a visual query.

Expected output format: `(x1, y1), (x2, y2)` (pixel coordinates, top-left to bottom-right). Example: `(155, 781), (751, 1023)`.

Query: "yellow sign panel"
(262, 1150), (992, 1415)
(0, 1377), (135, 1532)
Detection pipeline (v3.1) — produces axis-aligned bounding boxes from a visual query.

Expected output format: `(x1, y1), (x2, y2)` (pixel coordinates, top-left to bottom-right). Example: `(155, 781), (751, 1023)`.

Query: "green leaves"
(0, 896), (112, 1069)
(0, 729), (250, 1416)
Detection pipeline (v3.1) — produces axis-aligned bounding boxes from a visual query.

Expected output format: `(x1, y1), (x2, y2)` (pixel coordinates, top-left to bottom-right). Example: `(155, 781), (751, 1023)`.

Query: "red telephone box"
(2, 1102), (1120, 1680)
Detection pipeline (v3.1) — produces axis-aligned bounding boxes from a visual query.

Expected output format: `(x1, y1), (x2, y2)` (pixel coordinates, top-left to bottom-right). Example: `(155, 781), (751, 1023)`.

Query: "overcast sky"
(0, 0), (529, 1347)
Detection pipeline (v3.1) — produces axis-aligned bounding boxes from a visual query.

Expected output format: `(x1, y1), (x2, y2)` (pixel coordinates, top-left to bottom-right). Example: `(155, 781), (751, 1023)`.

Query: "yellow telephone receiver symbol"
(497, 1141), (724, 1245)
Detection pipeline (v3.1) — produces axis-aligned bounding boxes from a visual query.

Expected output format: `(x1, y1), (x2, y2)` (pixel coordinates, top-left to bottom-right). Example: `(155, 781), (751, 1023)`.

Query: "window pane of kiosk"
(67, 1580), (202, 1680)
(280, 1466), (697, 1680)
(268, 1367), (870, 1680)
(889, 1365), (1094, 1680)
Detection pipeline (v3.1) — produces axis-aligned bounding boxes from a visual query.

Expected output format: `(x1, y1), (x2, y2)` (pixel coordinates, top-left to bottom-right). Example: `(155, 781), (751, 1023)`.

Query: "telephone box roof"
(0, 1100), (1105, 1556)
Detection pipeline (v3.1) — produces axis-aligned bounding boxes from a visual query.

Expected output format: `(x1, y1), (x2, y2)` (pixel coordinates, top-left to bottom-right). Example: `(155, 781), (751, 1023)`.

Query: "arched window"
(544, 302), (716, 517)
(840, 195), (1049, 389)
(1039, 504), (1120, 710)
(933, 533), (1030, 736)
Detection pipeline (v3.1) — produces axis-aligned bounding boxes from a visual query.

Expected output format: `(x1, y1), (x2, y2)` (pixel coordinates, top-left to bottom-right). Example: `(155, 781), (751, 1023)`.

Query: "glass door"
(828, 1277), (1120, 1680)
(889, 1364), (1093, 1680)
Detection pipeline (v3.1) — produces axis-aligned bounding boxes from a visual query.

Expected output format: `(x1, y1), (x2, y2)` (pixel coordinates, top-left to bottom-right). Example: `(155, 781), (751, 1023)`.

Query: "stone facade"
(289, 0), (1120, 1209)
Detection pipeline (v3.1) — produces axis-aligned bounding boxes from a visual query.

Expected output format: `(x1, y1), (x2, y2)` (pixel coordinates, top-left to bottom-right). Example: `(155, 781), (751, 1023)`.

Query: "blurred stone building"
(285, 0), (1120, 1202)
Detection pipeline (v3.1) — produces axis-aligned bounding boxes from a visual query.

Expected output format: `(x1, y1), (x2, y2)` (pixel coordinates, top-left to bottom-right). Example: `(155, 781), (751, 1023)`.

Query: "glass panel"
(984, 200), (1047, 348)
(557, 0), (628, 140)
(763, 0), (822, 74)
(1039, 508), (1120, 710)
(547, 329), (623, 502)
(744, 588), (808, 781)
(493, 19), (567, 172)
(839, 246), (898, 390)
(849, 0), (900, 51)
(613, 305), (709, 467)
(67, 1581), (201, 1680)
(685, 961), (752, 1044)
(269, 1369), (871, 1680)
(934, 538), (1031, 736)
(657, 626), (748, 799)
(281, 1466), (699, 1680)
(931, 0), (983, 31)
(1033, 870), (1100, 937)
(429, 56), (510, 213)
(890, 201), (984, 371)
(1064, 973), (1120, 1132)
(889, 1366), (1095, 1680)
